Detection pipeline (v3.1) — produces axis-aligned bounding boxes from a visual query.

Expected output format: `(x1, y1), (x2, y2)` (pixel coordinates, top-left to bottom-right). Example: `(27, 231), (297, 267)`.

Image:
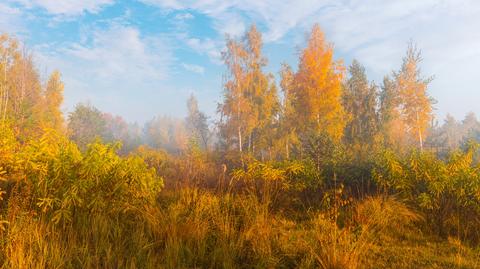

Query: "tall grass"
(1, 128), (479, 268)
(1, 186), (422, 268)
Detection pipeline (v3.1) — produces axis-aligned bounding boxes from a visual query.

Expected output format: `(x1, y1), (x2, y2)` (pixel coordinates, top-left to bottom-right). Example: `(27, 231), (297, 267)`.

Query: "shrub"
(373, 145), (480, 242)
(0, 128), (164, 268)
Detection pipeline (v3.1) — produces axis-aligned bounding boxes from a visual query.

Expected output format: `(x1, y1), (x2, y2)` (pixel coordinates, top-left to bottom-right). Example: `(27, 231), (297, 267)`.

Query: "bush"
(0, 127), (164, 268)
(373, 144), (480, 242)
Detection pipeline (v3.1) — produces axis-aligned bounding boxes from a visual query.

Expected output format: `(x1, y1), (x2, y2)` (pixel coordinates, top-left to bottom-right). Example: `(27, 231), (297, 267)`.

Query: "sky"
(1, 0), (480, 124)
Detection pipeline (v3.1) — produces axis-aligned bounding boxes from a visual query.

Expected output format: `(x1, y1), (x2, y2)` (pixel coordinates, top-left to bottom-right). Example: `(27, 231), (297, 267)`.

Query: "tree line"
(1, 25), (478, 160)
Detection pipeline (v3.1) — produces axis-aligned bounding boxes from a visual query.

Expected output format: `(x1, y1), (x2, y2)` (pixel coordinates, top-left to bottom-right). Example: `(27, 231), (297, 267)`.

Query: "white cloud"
(12, 0), (114, 16)
(140, 0), (333, 40)
(35, 24), (174, 118)
(175, 12), (194, 20)
(139, 0), (480, 58)
(215, 12), (245, 38)
(64, 25), (171, 80)
(182, 63), (204, 74)
(184, 37), (222, 64)
(0, 2), (24, 33)
(141, 0), (480, 119)
(7, 0), (480, 120)
(141, 0), (249, 37)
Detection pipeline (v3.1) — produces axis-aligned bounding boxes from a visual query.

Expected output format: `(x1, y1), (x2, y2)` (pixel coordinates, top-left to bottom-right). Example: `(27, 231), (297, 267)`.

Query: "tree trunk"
(2, 69), (7, 122)
(286, 137), (289, 160)
(238, 126), (242, 152)
(416, 111), (423, 151)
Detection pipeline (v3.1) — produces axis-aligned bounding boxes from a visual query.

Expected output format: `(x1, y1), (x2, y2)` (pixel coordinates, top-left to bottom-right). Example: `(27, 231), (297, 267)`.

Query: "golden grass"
(4, 186), (474, 269)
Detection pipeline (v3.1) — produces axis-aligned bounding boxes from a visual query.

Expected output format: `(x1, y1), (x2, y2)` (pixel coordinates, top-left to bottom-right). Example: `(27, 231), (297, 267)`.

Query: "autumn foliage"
(1, 24), (479, 268)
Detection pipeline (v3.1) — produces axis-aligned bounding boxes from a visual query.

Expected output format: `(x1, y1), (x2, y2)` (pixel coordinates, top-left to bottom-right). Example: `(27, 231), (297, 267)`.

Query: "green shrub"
(373, 145), (480, 242)
(0, 128), (164, 268)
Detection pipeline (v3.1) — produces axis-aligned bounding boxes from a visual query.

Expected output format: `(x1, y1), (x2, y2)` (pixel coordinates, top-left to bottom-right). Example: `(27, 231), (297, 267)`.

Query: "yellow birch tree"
(292, 24), (346, 141)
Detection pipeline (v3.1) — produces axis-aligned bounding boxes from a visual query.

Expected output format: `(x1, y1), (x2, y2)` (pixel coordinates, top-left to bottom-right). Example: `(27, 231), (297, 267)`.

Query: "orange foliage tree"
(395, 44), (433, 151)
(291, 24), (346, 141)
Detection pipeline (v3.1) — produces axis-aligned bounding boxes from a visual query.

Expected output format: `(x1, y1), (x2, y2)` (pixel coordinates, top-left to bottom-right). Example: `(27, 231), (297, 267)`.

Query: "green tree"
(67, 103), (108, 150)
(440, 114), (461, 150)
(185, 94), (210, 150)
(103, 113), (143, 154)
(379, 75), (406, 151)
(343, 60), (378, 146)
(461, 112), (480, 138)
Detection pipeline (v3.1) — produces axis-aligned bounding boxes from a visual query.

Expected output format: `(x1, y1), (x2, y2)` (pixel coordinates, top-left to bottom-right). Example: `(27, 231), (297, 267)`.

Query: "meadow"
(1, 23), (480, 268)
(1, 125), (480, 268)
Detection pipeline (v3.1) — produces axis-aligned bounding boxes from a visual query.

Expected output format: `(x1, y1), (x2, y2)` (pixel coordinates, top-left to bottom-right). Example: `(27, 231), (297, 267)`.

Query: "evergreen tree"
(441, 114), (461, 150)
(185, 94), (210, 150)
(379, 75), (407, 151)
(462, 112), (480, 137)
(343, 60), (378, 146)
(67, 103), (108, 150)
(460, 112), (480, 145)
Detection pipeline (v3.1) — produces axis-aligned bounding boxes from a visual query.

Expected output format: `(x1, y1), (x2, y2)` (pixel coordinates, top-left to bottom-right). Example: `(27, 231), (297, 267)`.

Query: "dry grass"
(2, 187), (480, 268)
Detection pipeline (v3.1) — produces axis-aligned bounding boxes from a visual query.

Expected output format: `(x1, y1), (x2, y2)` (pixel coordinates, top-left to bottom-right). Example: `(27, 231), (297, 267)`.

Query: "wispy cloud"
(175, 12), (194, 20)
(6, 0), (480, 121)
(35, 23), (174, 117)
(69, 26), (170, 80)
(11, 0), (114, 16)
(141, 0), (480, 119)
(0, 2), (24, 33)
(184, 37), (222, 64)
(139, 0), (333, 40)
(182, 63), (204, 74)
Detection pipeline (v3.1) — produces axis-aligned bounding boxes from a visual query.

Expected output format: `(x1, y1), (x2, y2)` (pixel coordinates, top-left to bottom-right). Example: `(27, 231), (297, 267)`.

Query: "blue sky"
(1, 0), (480, 123)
